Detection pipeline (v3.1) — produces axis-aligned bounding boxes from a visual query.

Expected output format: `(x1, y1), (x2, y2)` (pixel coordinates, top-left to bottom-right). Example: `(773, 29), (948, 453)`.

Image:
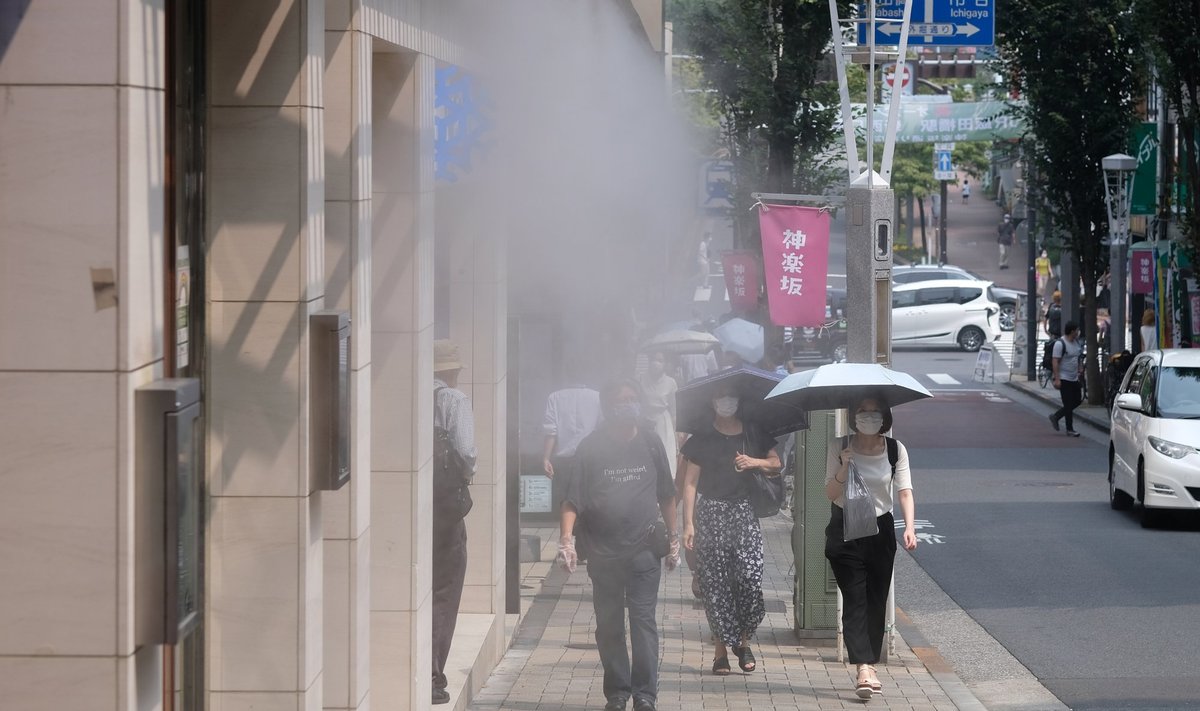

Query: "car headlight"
(1148, 436), (1196, 459)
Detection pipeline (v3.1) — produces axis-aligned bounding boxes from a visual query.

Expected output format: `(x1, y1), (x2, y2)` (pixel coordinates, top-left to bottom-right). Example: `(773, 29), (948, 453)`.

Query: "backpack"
(1046, 304), (1062, 337)
(433, 388), (474, 523)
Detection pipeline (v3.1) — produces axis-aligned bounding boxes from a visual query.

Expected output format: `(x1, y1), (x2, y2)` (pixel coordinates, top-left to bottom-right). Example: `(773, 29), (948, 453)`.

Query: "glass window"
(1155, 366), (1200, 419)
(893, 290), (917, 308)
(1140, 366), (1158, 413)
(917, 287), (957, 306)
(1124, 358), (1149, 394)
(955, 287), (982, 304)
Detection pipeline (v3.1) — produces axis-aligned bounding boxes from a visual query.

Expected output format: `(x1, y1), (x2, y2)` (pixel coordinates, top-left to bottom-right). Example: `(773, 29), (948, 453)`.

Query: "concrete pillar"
(0, 3), (167, 708)
(324, 3), (373, 710)
(370, 50), (436, 711)
(205, 0), (327, 708)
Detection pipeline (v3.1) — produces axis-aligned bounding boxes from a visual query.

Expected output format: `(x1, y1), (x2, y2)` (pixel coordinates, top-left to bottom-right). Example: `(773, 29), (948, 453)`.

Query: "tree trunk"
(918, 196), (928, 259)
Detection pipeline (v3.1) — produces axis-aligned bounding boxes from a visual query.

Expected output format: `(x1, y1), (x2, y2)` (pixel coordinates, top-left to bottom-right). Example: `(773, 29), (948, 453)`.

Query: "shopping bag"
(842, 460), (879, 542)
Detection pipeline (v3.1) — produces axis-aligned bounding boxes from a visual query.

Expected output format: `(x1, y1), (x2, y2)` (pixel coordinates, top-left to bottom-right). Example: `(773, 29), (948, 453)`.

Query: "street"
(891, 348), (1200, 710)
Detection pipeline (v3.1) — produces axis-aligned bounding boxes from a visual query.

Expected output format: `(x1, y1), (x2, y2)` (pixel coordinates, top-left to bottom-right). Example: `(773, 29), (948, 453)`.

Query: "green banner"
(862, 101), (1026, 144)
(1130, 122), (1158, 215)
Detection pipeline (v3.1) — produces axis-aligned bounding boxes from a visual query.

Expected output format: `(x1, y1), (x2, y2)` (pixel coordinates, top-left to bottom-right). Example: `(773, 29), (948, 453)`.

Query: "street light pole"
(1103, 154), (1137, 355)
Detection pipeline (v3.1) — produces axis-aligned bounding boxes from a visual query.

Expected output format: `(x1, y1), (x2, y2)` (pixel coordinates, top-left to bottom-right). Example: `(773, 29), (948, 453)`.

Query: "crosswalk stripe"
(928, 373), (961, 385)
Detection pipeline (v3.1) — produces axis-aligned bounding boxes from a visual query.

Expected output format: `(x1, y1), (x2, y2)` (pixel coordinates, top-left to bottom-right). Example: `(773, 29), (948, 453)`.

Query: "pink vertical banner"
(1131, 248), (1154, 295)
(721, 251), (760, 313)
(758, 204), (831, 327)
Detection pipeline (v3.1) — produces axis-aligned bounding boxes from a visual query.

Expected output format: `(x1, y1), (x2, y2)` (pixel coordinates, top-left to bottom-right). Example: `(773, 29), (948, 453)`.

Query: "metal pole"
(1026, 160), (1039, 381)
(939, 179), (948, 264)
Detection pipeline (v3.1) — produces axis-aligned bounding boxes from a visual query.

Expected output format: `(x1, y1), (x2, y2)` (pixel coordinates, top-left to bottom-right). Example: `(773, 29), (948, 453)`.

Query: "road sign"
(934, 149), (955, 180)
(881, 61), (914, 95)
(858, 0), (995, 47)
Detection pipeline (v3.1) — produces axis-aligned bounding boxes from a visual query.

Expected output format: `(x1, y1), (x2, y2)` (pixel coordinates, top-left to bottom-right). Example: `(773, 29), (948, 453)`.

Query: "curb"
(1003, 379), (1111, 433)
(894, 607), (989, 711)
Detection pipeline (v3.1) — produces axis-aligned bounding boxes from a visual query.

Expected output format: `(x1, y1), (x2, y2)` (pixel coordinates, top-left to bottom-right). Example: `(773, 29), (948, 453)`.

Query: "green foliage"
(998, 0), (1144, 402)
(669, 0), (852, 247)
(1137, 0), (1200, 253)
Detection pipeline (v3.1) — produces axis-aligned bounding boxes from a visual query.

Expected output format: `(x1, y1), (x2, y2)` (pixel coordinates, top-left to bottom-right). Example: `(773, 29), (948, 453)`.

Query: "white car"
(1108, 349), (1200, 527)
(891, 279), (1002, 352)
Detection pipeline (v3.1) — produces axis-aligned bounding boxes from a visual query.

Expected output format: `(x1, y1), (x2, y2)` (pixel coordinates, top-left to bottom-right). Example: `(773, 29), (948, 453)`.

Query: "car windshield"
(1156, 366), (1200, 419)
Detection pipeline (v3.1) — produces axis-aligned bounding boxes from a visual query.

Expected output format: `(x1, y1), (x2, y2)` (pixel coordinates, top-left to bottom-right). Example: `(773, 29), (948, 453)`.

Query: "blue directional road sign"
(857, 0), (995, 47)
(933, 149), (955, 180)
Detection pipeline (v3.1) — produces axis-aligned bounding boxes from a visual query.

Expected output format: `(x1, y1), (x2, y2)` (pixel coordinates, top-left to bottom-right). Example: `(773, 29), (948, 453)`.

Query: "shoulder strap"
(886, 437), (898, 478)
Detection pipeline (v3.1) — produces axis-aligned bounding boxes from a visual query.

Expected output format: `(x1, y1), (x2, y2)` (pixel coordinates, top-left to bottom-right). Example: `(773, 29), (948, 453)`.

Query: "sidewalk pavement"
(1005, 376), (1111, 434)
(471, 516), (988, 711)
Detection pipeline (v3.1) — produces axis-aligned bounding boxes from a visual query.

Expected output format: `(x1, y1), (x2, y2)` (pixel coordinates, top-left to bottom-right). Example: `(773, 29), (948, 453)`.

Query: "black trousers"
(1053, 379), (1083, 431)
(432, 518), (468, 688)
(587, 548), (662, 704)
(825, 508), (896, 665)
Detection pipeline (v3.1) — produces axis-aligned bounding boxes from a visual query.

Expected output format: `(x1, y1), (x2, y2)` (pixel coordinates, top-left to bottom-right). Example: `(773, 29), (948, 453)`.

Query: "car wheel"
(1109, 448), (1133, 511)
(957, 326), (985, 352)
(1137, 459), (1164, 528)
(999, 303), (1016, 331)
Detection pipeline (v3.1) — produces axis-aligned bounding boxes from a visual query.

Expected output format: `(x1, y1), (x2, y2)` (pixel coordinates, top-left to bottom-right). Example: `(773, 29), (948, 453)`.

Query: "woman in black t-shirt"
(680, 387), (781, 676)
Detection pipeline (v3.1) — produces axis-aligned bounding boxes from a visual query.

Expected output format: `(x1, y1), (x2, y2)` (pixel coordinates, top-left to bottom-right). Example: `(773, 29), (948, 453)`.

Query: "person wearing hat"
(432, 339), (476, 704)
(997, 213), (1016, 269)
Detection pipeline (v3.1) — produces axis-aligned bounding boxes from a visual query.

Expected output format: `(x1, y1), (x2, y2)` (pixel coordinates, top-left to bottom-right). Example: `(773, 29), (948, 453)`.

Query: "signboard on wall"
(1130, 122), (1158, 216)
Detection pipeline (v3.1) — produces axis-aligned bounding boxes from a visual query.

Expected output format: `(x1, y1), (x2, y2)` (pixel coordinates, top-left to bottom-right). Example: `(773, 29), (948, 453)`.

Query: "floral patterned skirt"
(695, 497), (766, 649)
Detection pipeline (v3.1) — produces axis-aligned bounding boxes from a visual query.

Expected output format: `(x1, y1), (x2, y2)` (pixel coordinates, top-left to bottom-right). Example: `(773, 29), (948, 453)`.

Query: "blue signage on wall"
(857, 0), (995, 47)
(434, 64), (493, 184)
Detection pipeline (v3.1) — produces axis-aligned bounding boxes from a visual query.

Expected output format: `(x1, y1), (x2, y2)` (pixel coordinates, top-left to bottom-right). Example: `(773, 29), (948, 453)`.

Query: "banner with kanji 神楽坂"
(721, 251), (760, 313)
(757, 205), (831, 327)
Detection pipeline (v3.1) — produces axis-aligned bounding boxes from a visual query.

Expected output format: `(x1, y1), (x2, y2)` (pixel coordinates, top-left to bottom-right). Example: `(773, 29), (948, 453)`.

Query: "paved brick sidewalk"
(471, 517), (969, 711)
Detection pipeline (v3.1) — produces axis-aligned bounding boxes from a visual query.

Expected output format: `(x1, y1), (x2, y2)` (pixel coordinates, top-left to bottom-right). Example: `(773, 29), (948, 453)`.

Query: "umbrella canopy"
(758, 362), (933, 434)
(676, 365), (803, 436)
(641, 329), (719, 355)
(713, 317), (765, 364)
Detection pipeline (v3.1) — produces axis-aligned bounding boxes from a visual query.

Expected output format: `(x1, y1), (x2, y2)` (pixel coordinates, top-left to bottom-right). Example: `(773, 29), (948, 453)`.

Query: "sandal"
(866, 666), (882, 694)
(855, 680), (874, 699)
(711, 656), (731, 675)
(733, 646), (756, 672)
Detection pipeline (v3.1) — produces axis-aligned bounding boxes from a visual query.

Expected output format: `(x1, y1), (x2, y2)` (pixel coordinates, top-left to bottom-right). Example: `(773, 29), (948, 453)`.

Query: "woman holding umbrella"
(825, 396), (917, 699)
(680, 382), (781, 676)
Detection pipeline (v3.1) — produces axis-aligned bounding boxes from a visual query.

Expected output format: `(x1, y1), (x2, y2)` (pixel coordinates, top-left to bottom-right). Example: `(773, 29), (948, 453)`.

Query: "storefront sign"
(1131, 248), (1155, 294)
(860, 101), (1025, 143)
(758, 205), (831, 327)
(1130, 123), (1158, 216)
(721, 251), (760, 313)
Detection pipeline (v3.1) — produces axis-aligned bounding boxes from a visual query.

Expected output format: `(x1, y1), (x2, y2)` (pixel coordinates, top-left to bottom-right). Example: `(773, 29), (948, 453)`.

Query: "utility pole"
(1025, 157), (1039, 381)
(938, 180), (949, 264)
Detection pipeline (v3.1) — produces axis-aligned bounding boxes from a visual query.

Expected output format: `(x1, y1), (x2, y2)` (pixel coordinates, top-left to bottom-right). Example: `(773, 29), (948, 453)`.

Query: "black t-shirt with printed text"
(681, 422), (778, 501)
(565, 427), (675, 560)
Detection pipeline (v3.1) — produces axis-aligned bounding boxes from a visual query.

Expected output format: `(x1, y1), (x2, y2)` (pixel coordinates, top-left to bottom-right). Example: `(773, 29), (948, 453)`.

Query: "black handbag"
(642, 521), (671, 558)
(744, 434), (784, 518)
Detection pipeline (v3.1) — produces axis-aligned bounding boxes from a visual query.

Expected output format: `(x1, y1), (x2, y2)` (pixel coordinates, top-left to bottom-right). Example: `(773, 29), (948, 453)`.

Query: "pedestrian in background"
(432, 340), (477, 705)
(1141, 309), (1157, 352)
(694, 233), (713, 290)
(680, 386), (781, 676)
(961, 179), (971, 204)
(997, 214), (1015, 269)
(1048, 321), (1084, 437)
(558, 380), (679, 711)
(824, 397), (917, 699)
(640, 351), (680, 477)
(1035, 249), (1052, 298)
(542, 372), (602, 487)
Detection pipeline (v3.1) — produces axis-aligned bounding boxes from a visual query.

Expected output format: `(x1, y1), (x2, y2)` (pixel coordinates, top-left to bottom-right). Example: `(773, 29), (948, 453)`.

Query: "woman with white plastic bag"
(823, 397), (917, 700)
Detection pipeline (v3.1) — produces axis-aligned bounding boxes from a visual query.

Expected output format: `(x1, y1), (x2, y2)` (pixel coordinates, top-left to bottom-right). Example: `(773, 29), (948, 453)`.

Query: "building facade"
(0, 2), (662, 710)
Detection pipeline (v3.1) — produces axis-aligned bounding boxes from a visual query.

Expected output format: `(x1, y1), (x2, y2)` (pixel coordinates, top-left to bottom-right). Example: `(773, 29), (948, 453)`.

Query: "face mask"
(713, 396), (739, 418)
(855, 412), (884, 435)
(610, 402), (641, 424)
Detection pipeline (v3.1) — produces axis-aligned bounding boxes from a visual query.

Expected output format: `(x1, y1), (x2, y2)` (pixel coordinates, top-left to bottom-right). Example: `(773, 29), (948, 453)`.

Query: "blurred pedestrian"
(640, 351), (680, 477)
(961, 179), (971, 204)
(1141, 309), (1157, 352)
(1048, 321), (1084, 437)
(997, 214), (1015, 269)
(1035, 249), (1052, 297)
(680, 348), (720, 383)
(558, 380), (679, 711)
(543, 371), (603, 512)
(825, 397), (917, 699)
(680, 386), (781, 676)
(432, 339), (476, 705)
(694, 233), (713, 290)
(1044, 290), (1062, 338)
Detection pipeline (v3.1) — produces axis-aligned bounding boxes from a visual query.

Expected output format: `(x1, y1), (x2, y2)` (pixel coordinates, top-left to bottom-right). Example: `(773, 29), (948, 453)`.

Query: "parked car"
(1108, 349), (1200, 527)
(891, 280), (1001, 352)
(785, 288), (847, 364)
(893, 264), (1024, 331)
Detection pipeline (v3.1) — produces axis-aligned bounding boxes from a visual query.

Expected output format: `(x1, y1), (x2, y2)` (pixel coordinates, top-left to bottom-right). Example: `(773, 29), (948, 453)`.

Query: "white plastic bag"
(842, 460), (879, 542)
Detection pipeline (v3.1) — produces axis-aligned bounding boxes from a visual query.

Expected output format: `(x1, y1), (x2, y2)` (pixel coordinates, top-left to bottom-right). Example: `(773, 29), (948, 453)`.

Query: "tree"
(1138, 0), (1200, 253)
(998, 0), (1144, 403)
(670, 0), (850, 248)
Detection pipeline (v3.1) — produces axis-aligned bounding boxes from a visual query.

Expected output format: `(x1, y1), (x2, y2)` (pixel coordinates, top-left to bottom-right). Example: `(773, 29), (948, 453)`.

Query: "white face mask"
(713, 396), (739, 418)
(855, 412), (884, 435)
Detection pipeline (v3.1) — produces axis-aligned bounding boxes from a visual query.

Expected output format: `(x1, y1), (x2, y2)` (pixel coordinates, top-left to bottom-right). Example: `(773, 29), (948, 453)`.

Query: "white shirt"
(826, 439), (913, 517)
(679, 351), (719, 383)
(1052, 337), (1082, 382)
(543, 387), (602, 457)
